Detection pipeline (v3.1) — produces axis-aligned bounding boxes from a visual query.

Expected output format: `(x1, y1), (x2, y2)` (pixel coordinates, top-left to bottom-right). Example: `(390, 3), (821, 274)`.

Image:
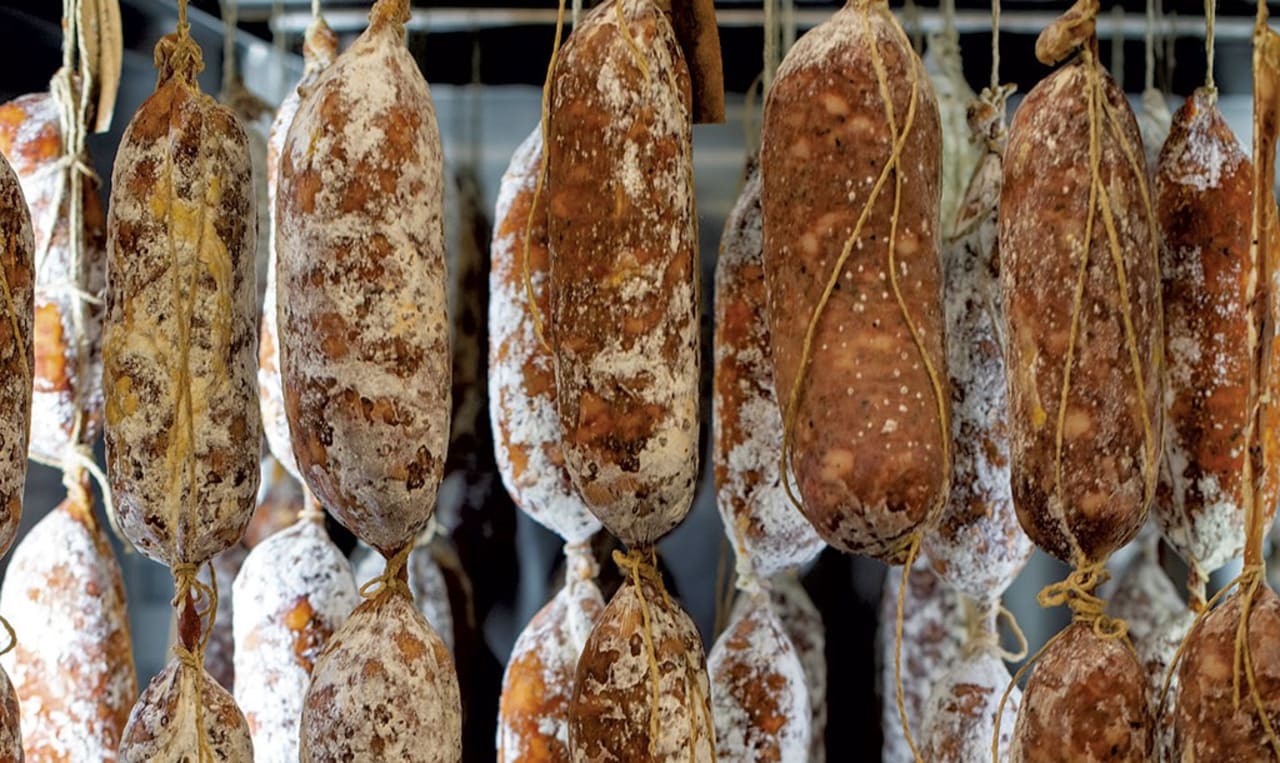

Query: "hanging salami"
(277, 0), (461, 757)
(998, 2), (1160, 758)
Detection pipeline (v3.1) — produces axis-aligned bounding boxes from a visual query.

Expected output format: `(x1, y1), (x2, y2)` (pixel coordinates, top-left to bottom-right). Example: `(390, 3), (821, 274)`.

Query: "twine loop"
(0, 616), (16, 657)
(296, 489), (325, 524)
(1036, 562), (1129, 642)
(963, 597), (1029, 662)
(358, 544), (413, 601)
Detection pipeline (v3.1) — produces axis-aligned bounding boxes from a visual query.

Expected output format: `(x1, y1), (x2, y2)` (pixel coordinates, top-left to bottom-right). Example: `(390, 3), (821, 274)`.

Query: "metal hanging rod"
(263, 6), (1254, 39)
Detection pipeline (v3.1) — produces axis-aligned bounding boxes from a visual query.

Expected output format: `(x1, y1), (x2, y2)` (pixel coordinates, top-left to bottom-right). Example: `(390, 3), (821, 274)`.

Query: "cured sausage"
(546, 0), (700, 547)
(569, 566), (714, 761)
(0, 150), (33, 559)
(276, 0), (449, 557)
(233, 517), (358, 762)
(761, 0), (947, 563)
(103, 31), (261, 568)
(709, 592), (810, 762)
(1000, 0), (1161, 566)
(714, 160), (823, 579)
(1154, 88), (1268, 602)
(0, 93), (106, 466)
(0, 489), (136, 761)
(490, 127), (600, 546)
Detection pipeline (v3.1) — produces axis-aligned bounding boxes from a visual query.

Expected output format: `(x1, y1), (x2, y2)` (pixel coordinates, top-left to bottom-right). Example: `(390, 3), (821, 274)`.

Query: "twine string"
(358, 543), (414, 601)
(1205, 0), (1217, 95)
(892, 535), (925, 763)
(171, 561), (218, 763)
(613, 547), (670, 758)
(521, 0), (568, 353)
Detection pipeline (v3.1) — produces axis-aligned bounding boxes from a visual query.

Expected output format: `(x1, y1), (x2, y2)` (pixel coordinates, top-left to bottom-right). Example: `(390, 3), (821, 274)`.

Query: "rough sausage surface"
(1172, 588), (1280, 762)
(925, 94), (1031, 599)
(569, 574), (714, 762)
(0, 493), (137, 762)
(300, 590), (462, 762)
(1000, 52), (1162, 565)
(259, 18), (338, 481)
(119, 658), (252, 762)
(761, 575), (826, 763)
(232, 518), (358, 763)
(0, 93), (107, 466)
(1010, 623), (1153, 763)
(490, 128), (600, 545)
(547, 0), (700, 546)
(922, 648), (1019, 763)
(498, 562), (603, 762)
(103, 34), (261, 567)
(709, 592), (810, 763)
(1154, 89), (1265, 585)
(0, 667), (20, 761)
(0, 151), (33, 559)
(714, 161), (823, 580)
(277, 1), (449, 557)
(761, 0), (947, 563)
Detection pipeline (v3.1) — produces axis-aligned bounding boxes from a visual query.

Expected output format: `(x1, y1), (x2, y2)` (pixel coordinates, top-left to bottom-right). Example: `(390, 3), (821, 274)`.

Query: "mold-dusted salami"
(119, 657), (252, 762)
(0, 488), (136, 761)
(760, 0), (948, 563)
(924, 18), (979, 234)
(300, 586), (462, 762)
(999, 0), (1161, 566)
(232, 518), (357, 762)
(1171, 17), (1280, 761)
(714, 161), (823, 580)
(569, 564), (714, 762)
(0, 93), (106, 466)
(925, 91), (1032, 599)
(1154, 88), (1267, 602)
(490, 127), (600, 545)
(1010, 623), (1154, 762)
(1173, 588), (1280, 761)
(0, 151), (33, 559)
(103, 34), (261, 568)
(709, 592), (810, 763)
(260, 17), (338, 481)
(765, 575), (827, 763)
(879, 553), (965, 763)
(498, 548), (604, 762)
(277, 0), (449, 557)
(922, 647), (1019, 763)
(546, 0), (700, 547)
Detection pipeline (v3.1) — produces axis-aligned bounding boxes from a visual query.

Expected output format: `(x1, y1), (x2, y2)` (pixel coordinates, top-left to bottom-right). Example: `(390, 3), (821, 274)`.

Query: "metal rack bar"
(263, 6), (1253, 38)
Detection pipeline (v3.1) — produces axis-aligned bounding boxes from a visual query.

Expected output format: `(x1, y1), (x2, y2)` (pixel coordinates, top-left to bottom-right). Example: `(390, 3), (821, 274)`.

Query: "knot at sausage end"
(153, 32), (205, 85)
(359, 543), (414, 601)
(1036, 561), (1129, 642)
